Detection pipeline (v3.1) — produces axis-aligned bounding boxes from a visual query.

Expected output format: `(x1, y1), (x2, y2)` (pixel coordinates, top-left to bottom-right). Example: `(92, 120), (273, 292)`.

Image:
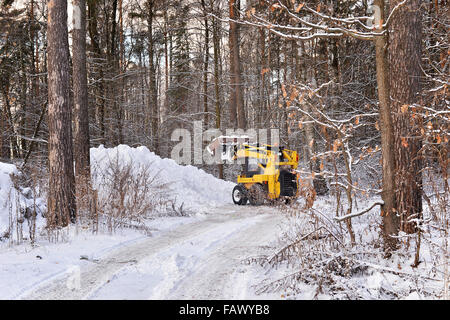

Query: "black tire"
(248, 183), (266, 206)
(232, 185), (248, 205)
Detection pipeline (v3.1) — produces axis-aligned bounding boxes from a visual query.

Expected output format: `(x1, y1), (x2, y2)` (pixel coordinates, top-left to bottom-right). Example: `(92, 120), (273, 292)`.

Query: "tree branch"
(334, 201), (384, 222)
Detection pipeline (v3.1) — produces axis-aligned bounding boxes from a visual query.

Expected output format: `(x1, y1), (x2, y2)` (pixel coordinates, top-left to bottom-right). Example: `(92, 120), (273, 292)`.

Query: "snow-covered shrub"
(249, 193), (447, 299)
(90, 144), (235, 211)
(0, 163), (47, 245)
(90, 149), (176, 234)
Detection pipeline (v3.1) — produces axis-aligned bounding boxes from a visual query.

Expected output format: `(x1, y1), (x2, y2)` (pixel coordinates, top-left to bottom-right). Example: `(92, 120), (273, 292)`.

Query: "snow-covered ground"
(19, 205), (283, 300)
(0, 145), (280, 300)
(0, 145), (447, 300)
(243, 194), (449, 300)
(1, 213), (210, 299)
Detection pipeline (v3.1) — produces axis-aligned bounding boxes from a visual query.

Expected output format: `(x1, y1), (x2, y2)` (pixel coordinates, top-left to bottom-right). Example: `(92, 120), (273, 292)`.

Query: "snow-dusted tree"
(0, 3), (46, 163)
(374, 0), (398, 252)
(234, 0), (426, 253)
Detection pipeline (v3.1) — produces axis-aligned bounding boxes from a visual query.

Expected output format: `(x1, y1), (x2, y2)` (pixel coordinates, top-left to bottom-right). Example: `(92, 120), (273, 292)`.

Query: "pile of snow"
(0, 163), (46, 240)
(90, 145), (235, 211)
(0, 163), (18, 235)
(0, 144), (235, 235)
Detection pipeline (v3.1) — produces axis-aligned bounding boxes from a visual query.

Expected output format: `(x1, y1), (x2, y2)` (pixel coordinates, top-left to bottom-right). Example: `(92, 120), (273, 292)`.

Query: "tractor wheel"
(232, 185), (248, 205)
(248, 183), (266, 206)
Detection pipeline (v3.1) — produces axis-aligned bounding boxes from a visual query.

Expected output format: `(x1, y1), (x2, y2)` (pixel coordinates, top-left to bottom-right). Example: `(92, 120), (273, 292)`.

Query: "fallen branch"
(266, 227), (326, 265)
(348, 258), (442, 282)
(334, 201), (384, 222)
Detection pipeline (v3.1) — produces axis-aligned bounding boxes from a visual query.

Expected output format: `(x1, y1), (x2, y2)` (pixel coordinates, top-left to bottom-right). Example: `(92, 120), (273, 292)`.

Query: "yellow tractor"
(207, 136), (300, 205)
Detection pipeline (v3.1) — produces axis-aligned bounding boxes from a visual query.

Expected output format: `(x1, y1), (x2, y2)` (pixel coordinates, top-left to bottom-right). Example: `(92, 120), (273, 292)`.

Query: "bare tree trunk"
(108, 0), (122, 145)
(118, 0), (124, 71)
(258, 27), (266, 128)
(389, 0), (423, 234)
(163, 10), (169, 124)
(117, 0), (124, 144)
(228, 0), (237, 128)
(72, 0), (91, 181)
(0, 81), (13, 159)
(374, 0), (399, 252)
(87, 0), (106, 144)
(0, 98), (9, 160)
(147, 0), (159, 154)
(212, 5), (223, 179)
(229, 0), (246, 129)
(47, 0), (76, 227)
(201, 0), (209, 126)
(23, 0), (43, 165)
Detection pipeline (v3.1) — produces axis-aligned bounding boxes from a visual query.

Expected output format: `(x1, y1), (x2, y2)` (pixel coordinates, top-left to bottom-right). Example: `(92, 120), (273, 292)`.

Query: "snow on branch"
(209, 0), (389, 42)
(383, 0), (408, 28)
(16, 134), (48, 144)
(334, 201), (384, 222)
(257, 0), (383, 41)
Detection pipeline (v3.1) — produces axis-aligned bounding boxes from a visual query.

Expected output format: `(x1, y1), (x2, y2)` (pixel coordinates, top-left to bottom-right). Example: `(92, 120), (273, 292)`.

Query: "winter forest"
(0, 0), (448, 300)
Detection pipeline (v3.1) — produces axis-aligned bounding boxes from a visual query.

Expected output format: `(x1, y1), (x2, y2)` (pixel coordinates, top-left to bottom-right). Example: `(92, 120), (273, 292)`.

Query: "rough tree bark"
(72, 0), (91, 181)
(258, 27), (266, 128)
(108, 0), (123, 145)
(47, 0), (76, 227)
(87, 0), (106, 144)
(0, 102), (9, 160)
(147, 0), (159, 154)
(389, 0), (423, 234)
(374, 0), (399, 252)
(1, 84), (20, 159)
(201, 0), (209, 126)
(212, 3), (223, 179)
(229, 0), (246, 129)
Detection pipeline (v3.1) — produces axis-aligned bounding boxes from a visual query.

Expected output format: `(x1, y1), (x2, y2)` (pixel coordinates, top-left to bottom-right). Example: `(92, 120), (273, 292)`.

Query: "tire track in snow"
(164, 208), (282, 299)
(23, 205), (282, 300)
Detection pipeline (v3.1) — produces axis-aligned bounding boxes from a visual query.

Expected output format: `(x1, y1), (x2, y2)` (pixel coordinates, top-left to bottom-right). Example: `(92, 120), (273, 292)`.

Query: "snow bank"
(0, 162), (46, 240)
(90, 145), (235, 211)
(0, 163), (18, 235)
(0, 144), (234, 234)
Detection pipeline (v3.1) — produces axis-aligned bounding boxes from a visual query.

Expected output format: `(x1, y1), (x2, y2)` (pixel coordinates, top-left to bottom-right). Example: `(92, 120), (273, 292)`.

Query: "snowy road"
(23, 205), (283, 300)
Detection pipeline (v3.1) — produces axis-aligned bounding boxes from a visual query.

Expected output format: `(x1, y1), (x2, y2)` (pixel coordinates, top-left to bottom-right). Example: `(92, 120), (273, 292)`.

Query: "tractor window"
(248, 158), (259, 171)
(247, 157), (268, 173)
